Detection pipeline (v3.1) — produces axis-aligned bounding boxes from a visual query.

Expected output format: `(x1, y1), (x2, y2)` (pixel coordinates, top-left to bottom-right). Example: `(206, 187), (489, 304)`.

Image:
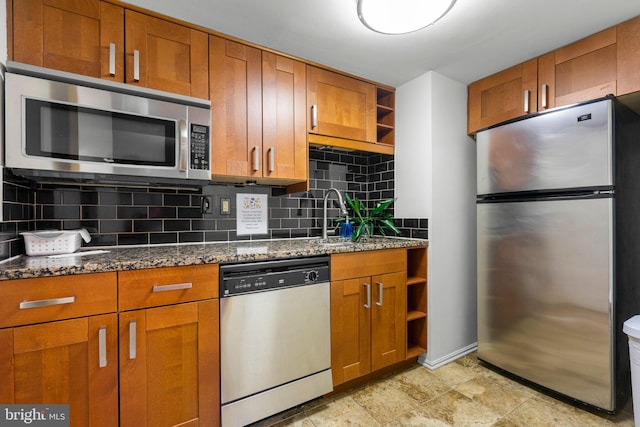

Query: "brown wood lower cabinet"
(118, 265), (220, 427)
(0, 266), (220, 427)
(119, 300), (219, 427)
(0, 273), (119, 427)
(330, 250), (406, 387)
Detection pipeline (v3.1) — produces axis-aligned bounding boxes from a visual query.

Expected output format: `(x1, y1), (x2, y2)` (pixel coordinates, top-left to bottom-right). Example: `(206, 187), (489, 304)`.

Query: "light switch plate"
(220, 198), (231, 215)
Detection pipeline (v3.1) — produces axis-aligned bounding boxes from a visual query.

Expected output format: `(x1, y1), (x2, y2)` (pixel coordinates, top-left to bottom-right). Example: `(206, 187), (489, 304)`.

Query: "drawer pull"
(19, 296), (75, 309)
(98, 326), (107, 368)
(129, 321), (137, 360)
(152, 282), (193, 293)
(376, 282), (383, 306)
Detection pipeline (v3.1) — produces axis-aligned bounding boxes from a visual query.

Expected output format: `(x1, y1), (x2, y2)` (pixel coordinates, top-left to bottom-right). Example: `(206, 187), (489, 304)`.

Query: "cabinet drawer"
(331, 249), (406, 281)
(0, 272), (117, 328)
(118, 264), (219, 311)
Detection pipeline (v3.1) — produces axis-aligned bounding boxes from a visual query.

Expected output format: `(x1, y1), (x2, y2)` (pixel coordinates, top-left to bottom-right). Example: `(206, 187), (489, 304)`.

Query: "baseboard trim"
(418, 342), (478, 370)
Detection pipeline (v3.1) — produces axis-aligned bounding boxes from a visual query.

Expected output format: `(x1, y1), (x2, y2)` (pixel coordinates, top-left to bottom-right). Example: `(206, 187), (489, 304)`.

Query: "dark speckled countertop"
(0, 237), (428, 281)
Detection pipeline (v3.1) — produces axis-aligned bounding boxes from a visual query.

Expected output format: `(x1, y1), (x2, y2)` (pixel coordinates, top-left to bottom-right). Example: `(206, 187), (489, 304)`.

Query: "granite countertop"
(0, 237), (428, 281)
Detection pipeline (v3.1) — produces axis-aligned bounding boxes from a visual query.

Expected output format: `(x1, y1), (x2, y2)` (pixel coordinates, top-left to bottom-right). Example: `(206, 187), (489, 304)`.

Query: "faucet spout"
(322, 188), (348, 240)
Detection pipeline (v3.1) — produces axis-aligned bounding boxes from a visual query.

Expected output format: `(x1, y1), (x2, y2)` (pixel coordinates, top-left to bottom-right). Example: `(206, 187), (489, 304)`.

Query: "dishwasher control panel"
(219, 256), (330, 296)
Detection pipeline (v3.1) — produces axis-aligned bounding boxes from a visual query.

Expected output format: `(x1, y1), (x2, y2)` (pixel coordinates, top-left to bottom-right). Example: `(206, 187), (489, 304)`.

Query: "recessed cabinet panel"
(0, 314), (119, 427)
(12, 0), (124, 81)
(617, 15), (640, 96)
(125, 10), (208, 98)
(307, 66), (377, 143)
(467, 59), (537, 133)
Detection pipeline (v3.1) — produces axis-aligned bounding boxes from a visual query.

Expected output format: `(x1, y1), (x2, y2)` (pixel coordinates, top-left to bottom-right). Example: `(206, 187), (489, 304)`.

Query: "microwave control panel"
(190, 124), (210, 170)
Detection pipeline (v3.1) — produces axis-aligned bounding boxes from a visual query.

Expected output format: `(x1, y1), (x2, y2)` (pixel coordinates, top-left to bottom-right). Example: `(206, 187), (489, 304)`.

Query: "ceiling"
(123, 0), (640, 88)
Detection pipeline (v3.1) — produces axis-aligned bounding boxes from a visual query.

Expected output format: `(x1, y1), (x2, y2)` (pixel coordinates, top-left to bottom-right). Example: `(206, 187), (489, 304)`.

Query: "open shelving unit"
(376, 86), (395, 146)
(406, 247), (428, 358)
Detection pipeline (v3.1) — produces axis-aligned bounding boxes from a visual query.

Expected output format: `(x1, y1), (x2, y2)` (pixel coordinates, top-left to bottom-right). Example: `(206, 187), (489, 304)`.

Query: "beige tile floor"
(251, 353), (636, 427)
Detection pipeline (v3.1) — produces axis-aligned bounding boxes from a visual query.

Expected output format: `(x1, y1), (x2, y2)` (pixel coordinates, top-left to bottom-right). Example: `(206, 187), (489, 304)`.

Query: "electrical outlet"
(220, 198), (231, 215)
(201, 196), (212, 214)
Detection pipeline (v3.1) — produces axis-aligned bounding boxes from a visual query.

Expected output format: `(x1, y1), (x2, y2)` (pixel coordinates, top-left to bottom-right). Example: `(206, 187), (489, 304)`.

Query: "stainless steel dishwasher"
(219, 256), (333, 427)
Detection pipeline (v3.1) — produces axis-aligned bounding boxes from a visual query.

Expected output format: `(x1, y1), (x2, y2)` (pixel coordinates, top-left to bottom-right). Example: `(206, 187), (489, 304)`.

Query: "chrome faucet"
(322, 188), (349, 240)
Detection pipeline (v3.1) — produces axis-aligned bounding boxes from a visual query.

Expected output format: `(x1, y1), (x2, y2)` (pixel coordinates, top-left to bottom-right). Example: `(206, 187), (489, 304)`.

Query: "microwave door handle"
(179, 120), (188, 172)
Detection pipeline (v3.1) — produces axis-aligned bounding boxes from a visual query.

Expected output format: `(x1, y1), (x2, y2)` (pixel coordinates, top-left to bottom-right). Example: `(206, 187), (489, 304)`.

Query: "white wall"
(395, 71), (478, 368)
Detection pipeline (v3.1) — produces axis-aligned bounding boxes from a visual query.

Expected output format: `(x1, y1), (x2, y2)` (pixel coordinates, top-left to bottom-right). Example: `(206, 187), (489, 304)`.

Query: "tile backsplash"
(0, 148), (428, 259)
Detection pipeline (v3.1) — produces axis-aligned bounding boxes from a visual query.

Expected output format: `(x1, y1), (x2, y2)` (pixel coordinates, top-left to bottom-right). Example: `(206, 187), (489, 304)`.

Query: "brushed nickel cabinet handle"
(152, 282), (192, 292)
(364, 283), (371, 309)
(19, 296), (75, 309)
(311, 104), (318, 129)
(268, 147), (275, 173)
(523, 90), (530, 114)
(252, 146), (260, 172)
(376, 282), (383, 306)
(109, 43), (116, 76)
(129, 321), (137, 360)
(541, 84), (548, 109)
(133, 49), (140, 82)
(98, 326), (107, 368)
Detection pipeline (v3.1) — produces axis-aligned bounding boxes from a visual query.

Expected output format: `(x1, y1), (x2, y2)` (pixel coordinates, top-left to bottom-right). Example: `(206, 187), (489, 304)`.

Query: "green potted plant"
(340, 193), (401, 243)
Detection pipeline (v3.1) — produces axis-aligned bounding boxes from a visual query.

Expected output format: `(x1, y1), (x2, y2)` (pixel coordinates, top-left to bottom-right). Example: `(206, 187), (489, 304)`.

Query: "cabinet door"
(125, 10), (208, 98)
(371, 271), (406, 371)
(467, 58), (537, 133)
(262, 52), (308, 181)
(12, 0), (124, 81)
(617, 15), (640, 96)
(307, 66), (377, 142)
(119, 300), (219, 427)
(210, 35), (263, 178)
(330, 278), (371, 387)
(0, 315), (119, 427)
(538, 27), (616, 110)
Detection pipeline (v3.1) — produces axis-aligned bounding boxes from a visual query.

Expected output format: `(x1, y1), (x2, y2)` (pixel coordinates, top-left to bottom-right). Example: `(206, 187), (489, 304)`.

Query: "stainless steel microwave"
(5, 62), (211, 186)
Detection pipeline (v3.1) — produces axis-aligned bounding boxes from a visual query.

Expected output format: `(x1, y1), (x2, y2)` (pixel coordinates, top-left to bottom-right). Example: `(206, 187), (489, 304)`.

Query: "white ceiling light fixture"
(357, 0), (457, 35)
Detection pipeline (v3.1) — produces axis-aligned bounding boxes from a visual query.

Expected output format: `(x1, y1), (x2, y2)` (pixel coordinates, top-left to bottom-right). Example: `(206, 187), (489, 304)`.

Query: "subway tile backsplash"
(0, 148), (428, 259)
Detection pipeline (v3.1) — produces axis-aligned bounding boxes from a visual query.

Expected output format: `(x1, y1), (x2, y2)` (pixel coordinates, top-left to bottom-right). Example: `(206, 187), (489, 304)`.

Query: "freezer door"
(477, 99), (612, 195)
(477, 197), (614, 410)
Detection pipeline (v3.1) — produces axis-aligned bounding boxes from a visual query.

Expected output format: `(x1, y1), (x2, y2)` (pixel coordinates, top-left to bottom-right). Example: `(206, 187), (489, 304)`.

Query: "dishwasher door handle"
(364, 283), (371, 309)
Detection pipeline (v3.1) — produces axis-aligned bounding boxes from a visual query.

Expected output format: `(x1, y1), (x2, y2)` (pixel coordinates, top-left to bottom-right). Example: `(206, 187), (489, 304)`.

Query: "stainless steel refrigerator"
(476, 97), (640, 413)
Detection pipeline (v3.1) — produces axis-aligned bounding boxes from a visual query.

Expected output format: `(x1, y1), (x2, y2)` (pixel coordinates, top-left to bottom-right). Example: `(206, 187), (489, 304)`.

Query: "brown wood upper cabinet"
(617, 15), (640, 97)
(468, 15), (640, 134)
(467, 59), (537, 134)
(11, 0), (209, 98)
(537, 27), (617, 111)
(210, 35), (307, 186)
(307, 66), (377, 143)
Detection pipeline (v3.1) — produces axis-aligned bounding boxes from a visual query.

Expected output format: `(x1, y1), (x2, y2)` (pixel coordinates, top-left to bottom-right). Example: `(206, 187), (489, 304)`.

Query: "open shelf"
(406, 246), (428, 359)
(376, 87), (395, 146)
(407, 310), (426, 321)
